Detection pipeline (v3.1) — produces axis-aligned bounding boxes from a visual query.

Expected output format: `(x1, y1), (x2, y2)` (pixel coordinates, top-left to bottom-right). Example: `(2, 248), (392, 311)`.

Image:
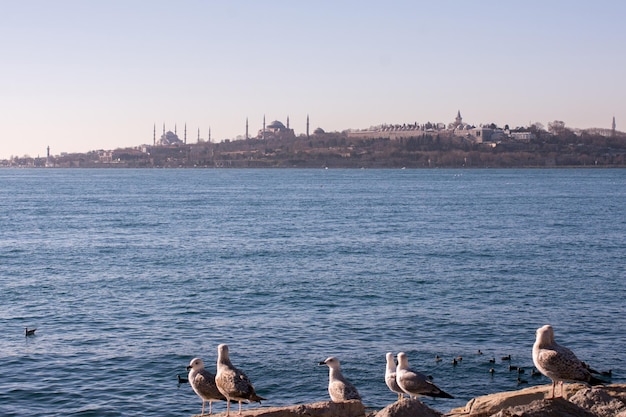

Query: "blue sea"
(1, 168), (624, 416)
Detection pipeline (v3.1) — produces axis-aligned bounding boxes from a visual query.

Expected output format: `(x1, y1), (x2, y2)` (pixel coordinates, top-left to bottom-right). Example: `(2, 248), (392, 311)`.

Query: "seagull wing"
(536, 346), (591, 382)
(192, 369), (225, 400)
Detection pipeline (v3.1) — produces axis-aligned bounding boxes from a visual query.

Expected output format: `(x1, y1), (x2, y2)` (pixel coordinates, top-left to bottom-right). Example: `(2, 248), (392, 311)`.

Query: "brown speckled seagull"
(319, 356), (362, 402)
(532, 324), (603, 398)
(186, 357), (226, 416)
(215, 344), (265, 416)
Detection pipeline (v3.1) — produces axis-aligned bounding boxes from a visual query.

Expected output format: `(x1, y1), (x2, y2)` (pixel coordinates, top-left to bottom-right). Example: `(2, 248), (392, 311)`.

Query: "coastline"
(200, 384), (626, 417)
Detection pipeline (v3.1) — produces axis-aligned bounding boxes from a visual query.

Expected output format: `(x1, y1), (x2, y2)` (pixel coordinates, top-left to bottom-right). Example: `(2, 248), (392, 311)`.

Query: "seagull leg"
(238, 400), (242, 415)
(226, 399), (230, 417)
(201, 400), (206, 416)
(209, 400), (212, 415)
(550, 381), (556, 399)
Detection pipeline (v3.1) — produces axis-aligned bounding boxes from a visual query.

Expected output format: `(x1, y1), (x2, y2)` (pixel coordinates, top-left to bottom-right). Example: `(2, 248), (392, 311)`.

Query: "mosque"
(153, 124), (184, 146)
(255, 116), (296, 140)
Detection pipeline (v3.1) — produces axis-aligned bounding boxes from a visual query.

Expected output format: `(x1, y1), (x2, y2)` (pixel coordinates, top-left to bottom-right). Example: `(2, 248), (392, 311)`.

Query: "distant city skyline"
(2, 1), (625, 159)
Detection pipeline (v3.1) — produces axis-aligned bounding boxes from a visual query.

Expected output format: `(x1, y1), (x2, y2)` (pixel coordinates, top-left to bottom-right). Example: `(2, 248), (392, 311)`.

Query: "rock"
(198, 400), (366, 417)
(489, 397), (596, 417)
(446, 384), (556, 417)
(569, 386), (626, 417)
(376, 398), (443, 417)
(446, 384), (626, 417)
(196, 386), (626, 417)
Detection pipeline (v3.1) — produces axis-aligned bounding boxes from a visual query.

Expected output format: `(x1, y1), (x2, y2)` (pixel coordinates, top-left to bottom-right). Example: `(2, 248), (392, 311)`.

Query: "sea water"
(1, 168), (624, 416)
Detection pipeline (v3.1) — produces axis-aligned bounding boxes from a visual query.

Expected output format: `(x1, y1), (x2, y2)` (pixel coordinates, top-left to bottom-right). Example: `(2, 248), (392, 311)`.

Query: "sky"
(1, 0), (624, 159)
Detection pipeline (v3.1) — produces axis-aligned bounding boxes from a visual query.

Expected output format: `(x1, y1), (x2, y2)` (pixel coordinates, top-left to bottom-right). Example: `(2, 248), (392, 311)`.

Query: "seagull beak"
(186, 365), (192, 370)
(318, 361), (326, 365)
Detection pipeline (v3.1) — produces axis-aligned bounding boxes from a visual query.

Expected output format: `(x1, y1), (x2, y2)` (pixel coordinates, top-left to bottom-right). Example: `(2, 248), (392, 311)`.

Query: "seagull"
(187, 357), (226, 416)
(396, 352), (453, 399)
(25, 327), (36, 337)
(385, 352), (406, 400)
(532, 324), (604, 398)
(177, 374), (188, 384)
(215, 344), (265, 416)
(319, 356), (362, 402)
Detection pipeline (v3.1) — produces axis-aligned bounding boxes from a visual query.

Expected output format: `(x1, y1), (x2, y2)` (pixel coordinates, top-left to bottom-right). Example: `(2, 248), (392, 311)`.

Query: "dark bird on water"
(25, 327), (36, 337)
(177, 374), (188, 384)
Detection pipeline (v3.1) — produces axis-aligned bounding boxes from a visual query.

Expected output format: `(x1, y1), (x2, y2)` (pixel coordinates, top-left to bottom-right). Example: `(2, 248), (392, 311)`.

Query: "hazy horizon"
(2, 1), (624, 159)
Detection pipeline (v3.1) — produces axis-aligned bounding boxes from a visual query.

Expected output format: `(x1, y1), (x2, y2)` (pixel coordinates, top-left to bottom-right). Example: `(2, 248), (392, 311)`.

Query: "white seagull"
(215, 344), (265, 416)
(396, 352), (453, 399)
(319, 356), (362, 402)
(385, 352), (406, 400)
(187, 357), (226, 416)
(532, 324), (603, 398)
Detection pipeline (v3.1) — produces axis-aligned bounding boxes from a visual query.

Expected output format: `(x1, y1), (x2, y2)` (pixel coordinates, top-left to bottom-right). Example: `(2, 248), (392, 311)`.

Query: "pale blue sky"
(2, 0), (624, 158)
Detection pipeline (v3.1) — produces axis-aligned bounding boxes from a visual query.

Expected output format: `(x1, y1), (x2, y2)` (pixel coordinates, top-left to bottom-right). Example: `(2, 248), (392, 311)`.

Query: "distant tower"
(208, 127), (211, 143)
(306, 114), (310, 139)
(455, 110), (463, 127)
(184, 123), (187, 144)
(197, 128), (200, 143)
(47, 146), (50, 158)
(262, 115), (266, 140)
(174, 124), (177, 135)
(286, 116), (290, 129)
(246, 117), (249, 140)
(612, 116), (616, 137)
(163, 123), (165, 135)
(153, 123), (156, 146)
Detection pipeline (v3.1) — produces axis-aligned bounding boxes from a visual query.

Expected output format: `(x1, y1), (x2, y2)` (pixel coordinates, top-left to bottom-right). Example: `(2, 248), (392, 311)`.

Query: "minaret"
(306, 114), (310, 139)
(174, 124), (177, 135)
(184, 123), (187, 144)
(612, 116), (616, 137)
(163, 123), (165, 135)
(246, 117), (249, 140)
(47, 146), (50, 158)
(208, 127), (211, 143)
(153, 123), (156, 146)
(197, 128), (200, 143)
(286, 116), (290, 129)
(455, 110), (462, 127)
(262, 115), (266, 140)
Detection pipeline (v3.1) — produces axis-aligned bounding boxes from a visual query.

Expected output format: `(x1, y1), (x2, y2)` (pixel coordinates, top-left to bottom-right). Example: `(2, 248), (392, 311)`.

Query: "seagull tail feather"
(432, 389), (454, 399)
(589, 374), (606, 386)
(250, 394), (266, 403)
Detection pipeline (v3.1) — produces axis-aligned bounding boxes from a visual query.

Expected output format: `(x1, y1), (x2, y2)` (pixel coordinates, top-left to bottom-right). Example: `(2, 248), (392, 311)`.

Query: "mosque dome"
(267, 120), (286, 129)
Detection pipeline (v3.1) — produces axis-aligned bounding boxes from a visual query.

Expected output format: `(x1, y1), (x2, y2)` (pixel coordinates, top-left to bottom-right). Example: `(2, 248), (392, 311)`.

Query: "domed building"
(257, 117), (295, 139)
(157, 130), (183, 146)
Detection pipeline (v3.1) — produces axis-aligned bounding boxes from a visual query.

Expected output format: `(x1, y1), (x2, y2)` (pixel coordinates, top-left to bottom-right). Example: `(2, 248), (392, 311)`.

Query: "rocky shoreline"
(194, 384), (626, 417)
